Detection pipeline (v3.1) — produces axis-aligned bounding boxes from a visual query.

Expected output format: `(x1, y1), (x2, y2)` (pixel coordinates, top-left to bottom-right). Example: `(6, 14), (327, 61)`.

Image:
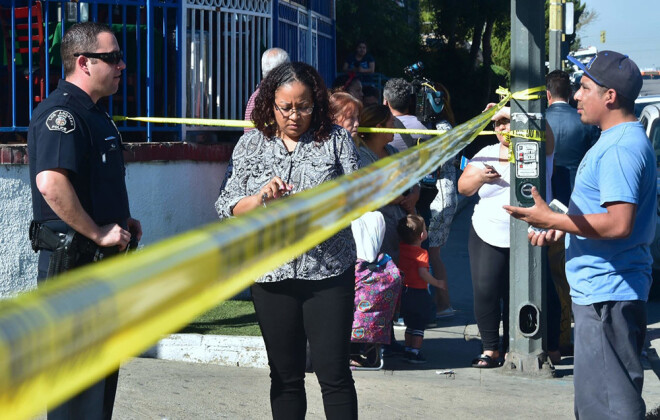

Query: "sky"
(577, 0), (660, 70)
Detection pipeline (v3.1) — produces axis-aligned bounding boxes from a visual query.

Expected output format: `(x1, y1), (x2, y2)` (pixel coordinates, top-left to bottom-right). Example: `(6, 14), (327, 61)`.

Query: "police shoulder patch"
(45, 110), (76, 134)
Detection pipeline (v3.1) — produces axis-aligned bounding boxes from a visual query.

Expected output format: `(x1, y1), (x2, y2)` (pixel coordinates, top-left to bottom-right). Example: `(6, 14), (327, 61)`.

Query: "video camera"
(403, 61), (446, 126)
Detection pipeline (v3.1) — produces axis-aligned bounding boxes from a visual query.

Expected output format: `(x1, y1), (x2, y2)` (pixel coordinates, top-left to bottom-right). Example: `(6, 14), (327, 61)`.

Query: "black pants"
(468, 226), (509, 353)
(38, 250), (119, 420)
(251, 269), (358, 420)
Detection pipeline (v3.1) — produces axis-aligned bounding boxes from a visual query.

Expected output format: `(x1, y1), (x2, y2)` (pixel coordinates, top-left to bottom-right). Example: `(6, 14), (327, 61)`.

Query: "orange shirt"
(398, 243), (430, 290)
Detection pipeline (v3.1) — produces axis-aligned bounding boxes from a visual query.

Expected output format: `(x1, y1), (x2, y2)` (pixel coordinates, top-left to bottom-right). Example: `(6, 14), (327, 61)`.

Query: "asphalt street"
(103, 197), (660, 419)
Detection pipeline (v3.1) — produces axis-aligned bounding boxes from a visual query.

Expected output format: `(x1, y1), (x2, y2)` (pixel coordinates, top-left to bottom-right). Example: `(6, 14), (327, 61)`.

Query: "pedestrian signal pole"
(505, 0), (553, 376)
(549, 0), (563, 71)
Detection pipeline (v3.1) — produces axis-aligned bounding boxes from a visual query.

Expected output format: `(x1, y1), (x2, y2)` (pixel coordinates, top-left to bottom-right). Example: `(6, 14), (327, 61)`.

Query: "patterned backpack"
(351, 253), (402, 344)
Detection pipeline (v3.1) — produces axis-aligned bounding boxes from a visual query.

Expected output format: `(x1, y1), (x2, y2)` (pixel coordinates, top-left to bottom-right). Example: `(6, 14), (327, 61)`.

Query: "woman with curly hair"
(216, 61), (360, 420)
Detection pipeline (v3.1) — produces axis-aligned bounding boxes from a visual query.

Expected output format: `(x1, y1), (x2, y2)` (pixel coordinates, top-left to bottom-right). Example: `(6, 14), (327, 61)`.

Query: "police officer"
(27, 22), (141, 420)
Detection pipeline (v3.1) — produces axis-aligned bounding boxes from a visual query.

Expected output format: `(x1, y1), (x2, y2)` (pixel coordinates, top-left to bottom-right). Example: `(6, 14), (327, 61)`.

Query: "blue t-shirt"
(566, 121), (656, 305)
(344, 53), (374, 71)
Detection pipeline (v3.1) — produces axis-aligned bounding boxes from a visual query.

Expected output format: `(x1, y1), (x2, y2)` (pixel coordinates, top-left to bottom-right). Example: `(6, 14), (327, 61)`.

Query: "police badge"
(46, 110), (76, 134)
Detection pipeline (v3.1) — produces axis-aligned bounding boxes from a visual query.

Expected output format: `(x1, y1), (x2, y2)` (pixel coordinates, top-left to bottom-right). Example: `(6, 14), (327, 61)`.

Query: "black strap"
(393, 117), (417, 148)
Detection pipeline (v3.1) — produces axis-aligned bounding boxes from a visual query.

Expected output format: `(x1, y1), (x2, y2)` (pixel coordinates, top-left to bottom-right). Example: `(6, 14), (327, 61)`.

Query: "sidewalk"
(111, 197), (660, 419)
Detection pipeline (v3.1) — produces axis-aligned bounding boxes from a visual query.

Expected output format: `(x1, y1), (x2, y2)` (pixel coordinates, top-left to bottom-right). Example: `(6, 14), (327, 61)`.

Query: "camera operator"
(383, 78), (429, 151)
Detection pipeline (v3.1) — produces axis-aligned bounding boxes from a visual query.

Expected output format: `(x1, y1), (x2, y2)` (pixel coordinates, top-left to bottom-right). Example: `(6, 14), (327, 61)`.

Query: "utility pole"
(549, 0), (563, 71)
(505, 0), (553, 376)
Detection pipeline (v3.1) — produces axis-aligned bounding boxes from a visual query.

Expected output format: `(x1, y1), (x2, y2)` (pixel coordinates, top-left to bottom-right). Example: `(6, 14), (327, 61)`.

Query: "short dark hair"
(60, 22), (114, 76)
(546, 70), (571, 101)
(397, 214), (425, 244)
(252, 62), (333, 141)
(595, 83), (635, 114)
(383, 78), (412, 113)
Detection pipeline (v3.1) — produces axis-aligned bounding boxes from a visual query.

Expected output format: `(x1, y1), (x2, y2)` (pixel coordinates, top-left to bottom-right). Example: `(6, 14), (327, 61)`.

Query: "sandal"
(471, 354), (502, 368)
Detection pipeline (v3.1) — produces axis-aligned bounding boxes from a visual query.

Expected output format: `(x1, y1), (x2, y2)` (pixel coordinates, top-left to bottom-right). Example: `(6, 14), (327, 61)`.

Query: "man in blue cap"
(504, 51), (654, 419)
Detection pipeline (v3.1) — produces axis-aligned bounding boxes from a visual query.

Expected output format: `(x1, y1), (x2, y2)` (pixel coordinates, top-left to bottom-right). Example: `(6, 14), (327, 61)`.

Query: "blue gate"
(0, 0), (335, 141)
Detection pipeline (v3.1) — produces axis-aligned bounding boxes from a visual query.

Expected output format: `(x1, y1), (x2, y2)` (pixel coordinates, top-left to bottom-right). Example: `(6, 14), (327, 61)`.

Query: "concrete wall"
(0, 144), (231, 298)
(0, 164), (34, 297)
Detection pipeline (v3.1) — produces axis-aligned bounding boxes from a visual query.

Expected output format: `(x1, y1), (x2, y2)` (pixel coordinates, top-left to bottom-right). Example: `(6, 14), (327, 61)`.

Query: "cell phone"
(484, 163), (499, 174)
(528, 199), (568, 235)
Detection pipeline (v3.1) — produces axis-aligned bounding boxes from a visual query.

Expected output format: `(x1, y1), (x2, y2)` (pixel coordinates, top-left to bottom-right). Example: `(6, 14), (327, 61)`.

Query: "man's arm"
(36, 169), (132, 249)
(504, 187), (636, 240)
(358, 61), (375, 73)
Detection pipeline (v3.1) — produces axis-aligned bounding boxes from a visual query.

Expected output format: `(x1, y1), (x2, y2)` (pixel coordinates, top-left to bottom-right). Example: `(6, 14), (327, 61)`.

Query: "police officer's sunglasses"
(73, 50), (123, 65)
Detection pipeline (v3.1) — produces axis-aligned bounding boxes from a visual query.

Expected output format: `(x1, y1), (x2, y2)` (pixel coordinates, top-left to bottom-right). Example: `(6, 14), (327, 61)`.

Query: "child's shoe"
(405, 350), (427, 364)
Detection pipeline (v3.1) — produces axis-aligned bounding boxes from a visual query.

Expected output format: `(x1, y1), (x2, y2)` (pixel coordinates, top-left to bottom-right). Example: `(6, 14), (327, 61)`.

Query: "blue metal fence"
(277, 0), (334, 86)
(0, 0), (335, 141)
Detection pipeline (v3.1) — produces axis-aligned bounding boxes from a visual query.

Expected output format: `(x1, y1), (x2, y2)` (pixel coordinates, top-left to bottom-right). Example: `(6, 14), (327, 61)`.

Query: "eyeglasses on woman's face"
(493, 118), (510, 129)
(274, 104), (314, 118)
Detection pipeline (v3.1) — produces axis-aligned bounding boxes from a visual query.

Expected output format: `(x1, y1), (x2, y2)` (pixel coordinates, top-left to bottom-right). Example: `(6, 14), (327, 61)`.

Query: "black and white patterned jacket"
(215, 125), (361, 283)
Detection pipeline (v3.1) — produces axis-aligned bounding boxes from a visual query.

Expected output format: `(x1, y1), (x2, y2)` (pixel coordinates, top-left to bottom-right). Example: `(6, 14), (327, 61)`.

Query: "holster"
(29, 221), (108, 277)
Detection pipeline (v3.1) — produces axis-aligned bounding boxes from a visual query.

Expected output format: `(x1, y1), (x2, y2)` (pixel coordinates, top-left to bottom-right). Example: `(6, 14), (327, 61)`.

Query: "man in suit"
(546, 70), (598, 205)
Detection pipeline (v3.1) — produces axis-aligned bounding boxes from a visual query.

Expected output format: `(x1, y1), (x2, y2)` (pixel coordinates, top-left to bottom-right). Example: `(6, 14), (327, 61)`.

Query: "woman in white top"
(458, 106), (554, 368)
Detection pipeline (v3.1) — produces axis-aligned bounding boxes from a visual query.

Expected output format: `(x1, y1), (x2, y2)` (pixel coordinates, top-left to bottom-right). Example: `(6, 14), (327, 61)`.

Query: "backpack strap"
(393, 117), (417, 148)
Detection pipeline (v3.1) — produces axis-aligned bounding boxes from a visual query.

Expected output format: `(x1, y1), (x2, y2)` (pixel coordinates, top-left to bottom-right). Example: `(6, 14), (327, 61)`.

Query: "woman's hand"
(481, 164), (501, 184)
(458, 163), (500, 197)
(259, 176), (293, 204)
(232, 177), (293, 215)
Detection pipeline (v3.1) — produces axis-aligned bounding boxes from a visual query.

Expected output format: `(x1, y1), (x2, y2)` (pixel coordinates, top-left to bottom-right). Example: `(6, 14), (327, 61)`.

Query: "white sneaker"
(436, 307), (456, 319)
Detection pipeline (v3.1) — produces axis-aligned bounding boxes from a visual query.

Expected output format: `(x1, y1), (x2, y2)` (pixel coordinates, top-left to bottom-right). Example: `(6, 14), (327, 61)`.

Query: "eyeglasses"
(73, 50), (124, 65)
(274, 104), (314, 118)
(493, 119), (510, 129)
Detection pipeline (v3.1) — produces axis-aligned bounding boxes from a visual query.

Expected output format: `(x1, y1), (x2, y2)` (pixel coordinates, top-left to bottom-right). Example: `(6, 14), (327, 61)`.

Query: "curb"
(143, 334), (268, 368)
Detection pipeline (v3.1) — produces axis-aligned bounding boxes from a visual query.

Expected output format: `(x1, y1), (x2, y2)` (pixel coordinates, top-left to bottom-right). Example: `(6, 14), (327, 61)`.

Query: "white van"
(640, 104), (660, 295)
(640, 103), (660, 152)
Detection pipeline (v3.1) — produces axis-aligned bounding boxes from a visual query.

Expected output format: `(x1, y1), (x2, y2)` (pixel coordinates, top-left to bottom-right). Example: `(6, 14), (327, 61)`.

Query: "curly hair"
(383, 78), (412, 113)
(252, 62), (333, 141)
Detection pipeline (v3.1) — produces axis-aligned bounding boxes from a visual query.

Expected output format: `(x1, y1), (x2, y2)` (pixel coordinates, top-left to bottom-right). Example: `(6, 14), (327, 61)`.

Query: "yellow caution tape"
(357, 127), (448, 135)
(495, 85), (546, 101)
(0, 91), (519, 419)
(114, 115), (256, 128)
(502, 129), (546, 162)
(503, 129), (546, 143)
(113, 116), (499, 137)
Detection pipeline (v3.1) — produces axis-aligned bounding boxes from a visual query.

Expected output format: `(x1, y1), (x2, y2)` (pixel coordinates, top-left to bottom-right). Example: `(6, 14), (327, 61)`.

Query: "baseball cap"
(567, 50), (642, 101)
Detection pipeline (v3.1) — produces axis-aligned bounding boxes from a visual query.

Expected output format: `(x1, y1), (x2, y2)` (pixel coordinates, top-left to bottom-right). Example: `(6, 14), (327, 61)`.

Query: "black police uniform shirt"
(28, 79), (131, 230)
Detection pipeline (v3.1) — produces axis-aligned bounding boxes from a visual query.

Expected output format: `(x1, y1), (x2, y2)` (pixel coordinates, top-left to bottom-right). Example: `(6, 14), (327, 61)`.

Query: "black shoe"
(382, 341), (405, 358)
(405, 350), (427, 364)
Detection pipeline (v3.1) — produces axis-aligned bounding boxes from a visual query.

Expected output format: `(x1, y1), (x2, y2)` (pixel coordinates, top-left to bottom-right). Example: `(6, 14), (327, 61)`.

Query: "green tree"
(491, 0), (591, 73)
(336, 0), (421, 77)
